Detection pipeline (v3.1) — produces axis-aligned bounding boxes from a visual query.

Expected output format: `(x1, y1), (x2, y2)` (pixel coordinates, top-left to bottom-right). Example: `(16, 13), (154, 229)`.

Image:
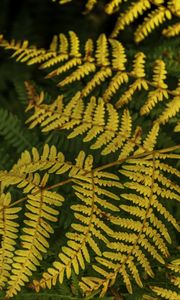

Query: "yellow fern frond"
(1, 33), (178, 110)
(135, 123), (160, 153)
(174, 122), (180, 132)
(4, 144), (85, 180)
(32, 152), (123, 291)
(111, 0), (152, 38)
(152, 59), (168, 88)
(25, 92), (142, 156)
(109, 38), (127, 71)
(102, 39), (128, 102)
(40, 34), (69, 69)
(168, 0), (180, 16)
(0, 37), (55, 66)
(153, 80), (180, 125)
(55, 1), (180, 41)
(150, 286), (180, 299)
(5, 183), (64, 298)
(163, 22), (180, 36)
(118, 127), (142, 159)
(135, 7), (172, 43)
(155, 95), (180, 125)
(79, 150), (180, 297)
(101, 109), (132, 155)
(140, 60), (168, 115)
(95, 34), (110, 67)
(0, 193), (21, 289)
(114, 52), (148, 108)
(0, 142), (179, 298)
(168, 259), (180, 273)
(103, 72), (129, 103)
(132, 52), (146, 78)
(84, 0), (98, 13)
(82, 67), (112, 97)
(105, 0), (124, 14)
(115, 78), (148, 109)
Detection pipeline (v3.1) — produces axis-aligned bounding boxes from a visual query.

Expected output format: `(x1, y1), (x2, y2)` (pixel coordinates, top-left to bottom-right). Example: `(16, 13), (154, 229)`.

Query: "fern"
(0, 107), (37, 153)
(24, 80), (180, 157)
(1, 33), (180, 125)
(0, 143), (179, 298)
(150, 259), (180, 299)
(52, 0), (180, 41)
(0, 191), (22, 290)
(0, 1), (179, 299)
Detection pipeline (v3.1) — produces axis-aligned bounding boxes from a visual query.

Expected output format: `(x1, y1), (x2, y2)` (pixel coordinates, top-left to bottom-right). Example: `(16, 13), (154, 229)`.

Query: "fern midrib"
(2, 145), (179, 213)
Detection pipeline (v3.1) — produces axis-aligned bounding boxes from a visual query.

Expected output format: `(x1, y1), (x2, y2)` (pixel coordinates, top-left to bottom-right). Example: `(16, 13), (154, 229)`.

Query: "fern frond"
(55, 1), (180, 41)
(134, 7), (172, 43)
(115, 52), (148, 109)
(24, 83), (179, 158)
(163, 22), (180, 36)
(0, 145), (70, 297)
(155, 95), (180, 125)
(0, 38), (54, 65)
(154, 80), (180, 124)
(1, 33), (179, 113)
(150, 286), (180, 299)
(10, 144), (78, 176)
(25, 92), (141, 156)
(140, 59), (169, 115)
(0, 192), (21, 290)
(168, 0), (180, 16)
(105, 0), (124, 14)
(0, 144), (179, 298)
(79, 151), (180, 297)
(0, 144), (83, 194)
(111, 0), (152, 38)
(39, 34), (69, 69)
(0, 108), (36, 152)
(5, 179), (64, 298)
(150, 258), (180, 299)
(32, 152), (123, 292)
(174, 122), (180, 132)
(168, 259), (180, 273)
(136, 123), (160, 153)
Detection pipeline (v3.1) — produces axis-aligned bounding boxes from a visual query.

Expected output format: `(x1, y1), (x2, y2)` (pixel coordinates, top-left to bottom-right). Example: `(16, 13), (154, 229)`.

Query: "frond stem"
(3, 144), (180, 210)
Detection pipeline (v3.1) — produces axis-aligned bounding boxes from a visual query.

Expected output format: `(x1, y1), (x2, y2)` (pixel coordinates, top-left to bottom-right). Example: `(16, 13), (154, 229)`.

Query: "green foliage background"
(0, 0), (179, 299)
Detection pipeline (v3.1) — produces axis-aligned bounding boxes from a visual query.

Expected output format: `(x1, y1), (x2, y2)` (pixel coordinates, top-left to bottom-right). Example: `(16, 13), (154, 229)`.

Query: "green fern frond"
(0, 146), (13, 170)
(0, 108), (36, 152)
